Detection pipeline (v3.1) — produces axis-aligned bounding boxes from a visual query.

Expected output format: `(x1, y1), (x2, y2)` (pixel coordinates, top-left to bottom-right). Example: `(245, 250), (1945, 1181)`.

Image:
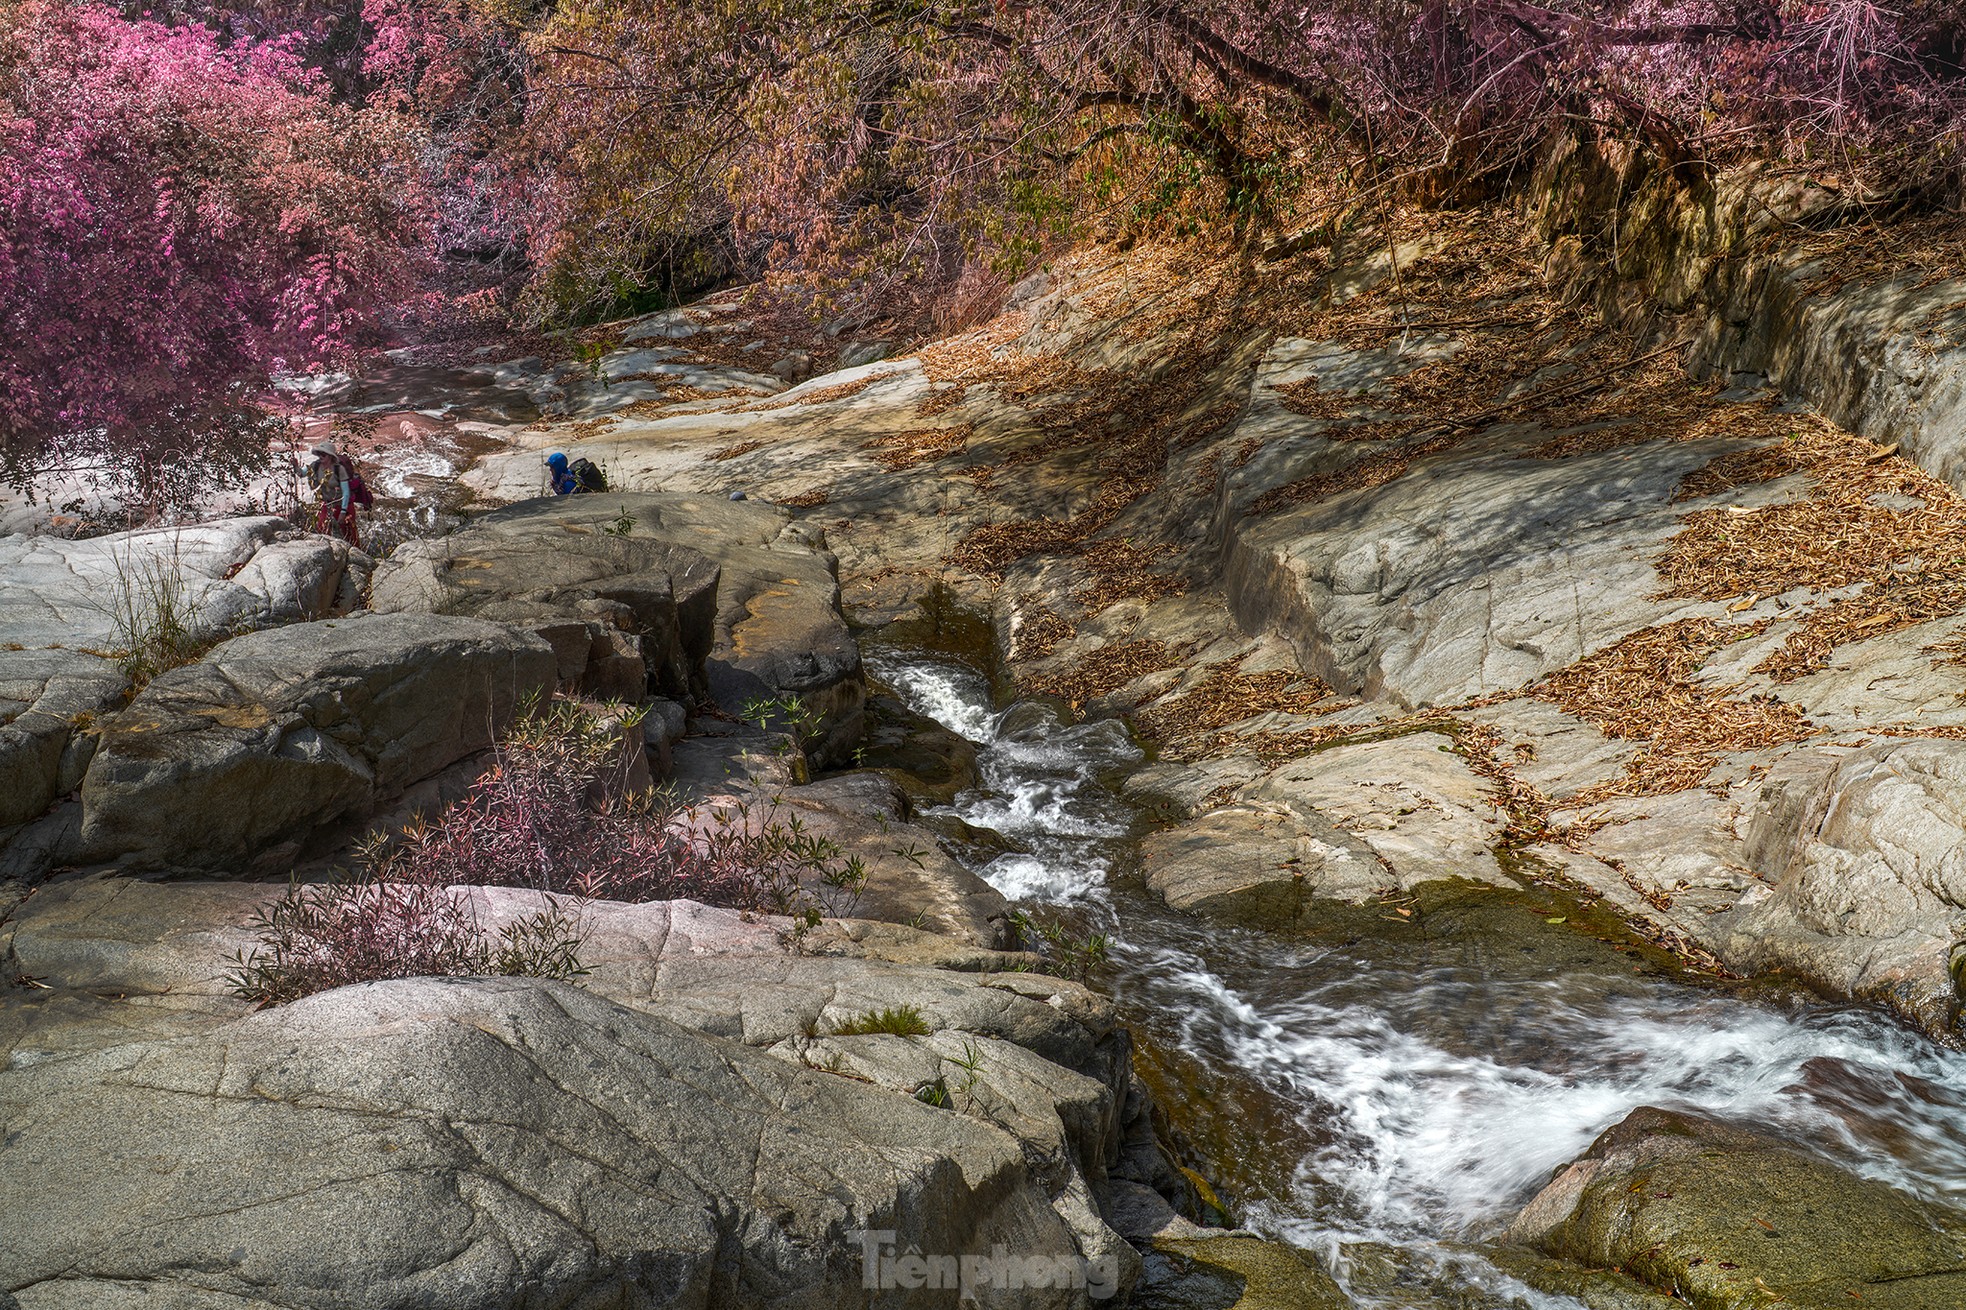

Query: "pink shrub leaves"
(7, 2), (1966, 503)
(0, 1), (424, 501)
(230, 697), (868, 1005)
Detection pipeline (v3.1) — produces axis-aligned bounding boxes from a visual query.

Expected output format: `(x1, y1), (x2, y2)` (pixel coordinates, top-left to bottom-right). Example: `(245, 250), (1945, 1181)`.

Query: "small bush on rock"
(360, 696), (867, 922)
(232, 696), (870, 1004)
(228, 881), (585, 1005)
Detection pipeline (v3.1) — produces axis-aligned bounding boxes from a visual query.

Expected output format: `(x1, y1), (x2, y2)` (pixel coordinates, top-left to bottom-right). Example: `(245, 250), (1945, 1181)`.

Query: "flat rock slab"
(0, 518), (361, 654)
(1142, 733), (1514, 927)
(75, 614), (556, 871)
(1509, 1105), (1966, 1309)
(0, 976), (1099, 1310)
(1247, 734), (1510, 888)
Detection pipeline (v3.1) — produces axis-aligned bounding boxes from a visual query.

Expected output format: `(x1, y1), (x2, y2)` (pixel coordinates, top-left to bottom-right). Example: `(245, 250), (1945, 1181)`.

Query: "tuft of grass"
(1008, 907), (1112, 984)
(93, 537), (220, 686)
(831, 1004), (932, 1037)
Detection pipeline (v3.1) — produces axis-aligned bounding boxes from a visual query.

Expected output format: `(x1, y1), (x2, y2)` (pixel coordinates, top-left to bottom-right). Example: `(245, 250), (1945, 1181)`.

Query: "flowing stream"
(865, 643), (1966, 1307)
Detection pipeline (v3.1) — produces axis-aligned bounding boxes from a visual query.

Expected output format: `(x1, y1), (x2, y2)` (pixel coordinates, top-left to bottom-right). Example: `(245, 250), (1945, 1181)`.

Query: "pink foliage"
(362, 697), (867, 918)
(0, 1), (425, 483)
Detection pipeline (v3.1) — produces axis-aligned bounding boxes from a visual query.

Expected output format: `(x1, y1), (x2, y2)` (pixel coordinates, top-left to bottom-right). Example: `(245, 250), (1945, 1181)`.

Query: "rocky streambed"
(863, 632), (1966, 1308)
(11, 182), (1966, 1307)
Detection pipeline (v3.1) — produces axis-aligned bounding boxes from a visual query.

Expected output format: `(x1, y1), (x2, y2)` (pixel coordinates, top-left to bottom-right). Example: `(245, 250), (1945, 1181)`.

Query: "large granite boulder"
(0, 882), (1164, 1309)
(1722, 737), (1966, 1034)
(0, 976), (1104, 1310)
(74, 614), (556, 871)
(465, 494), (866, 767)
(1508, 1106), (1966, 1310)
(1140, 733), (1515, 927)
(0, 518), (364, 654)
(370, 503), (720, 702)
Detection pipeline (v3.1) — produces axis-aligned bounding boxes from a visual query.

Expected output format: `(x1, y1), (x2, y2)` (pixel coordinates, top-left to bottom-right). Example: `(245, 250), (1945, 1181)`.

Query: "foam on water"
(1129, 939), (1966, 1250)
(871, 652), (1138, 902)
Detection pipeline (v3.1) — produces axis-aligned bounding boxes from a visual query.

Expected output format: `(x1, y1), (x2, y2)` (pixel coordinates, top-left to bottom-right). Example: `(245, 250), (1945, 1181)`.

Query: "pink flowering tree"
(0, 1), (427, 508)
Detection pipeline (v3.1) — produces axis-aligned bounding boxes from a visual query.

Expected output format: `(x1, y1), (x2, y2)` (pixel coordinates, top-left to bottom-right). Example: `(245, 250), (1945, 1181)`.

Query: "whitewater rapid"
(867, 647), (1966, 1306)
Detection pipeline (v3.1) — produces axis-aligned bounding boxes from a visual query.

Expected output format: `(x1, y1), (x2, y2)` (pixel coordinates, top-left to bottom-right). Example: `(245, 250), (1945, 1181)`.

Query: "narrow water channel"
(865, 642), (1966, 1308)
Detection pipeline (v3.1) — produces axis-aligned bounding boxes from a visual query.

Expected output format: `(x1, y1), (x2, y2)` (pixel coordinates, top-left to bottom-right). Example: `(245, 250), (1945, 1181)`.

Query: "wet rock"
(74, 614), (556, 871)
(1142, 733), (1515, 928)
(1103, 1180), (1213, 1244)
(1507, 1106), (1966, 1310)
(769, 773), (1012, 947)
(855, 689), (981, 805)
(1140, 805), (1379, 927)
(370, 496), (720, 701)
(1721, 736), (1966, 1034)
(1246, 734), (1511, 888)
(1133, 1235), (1350, 1310)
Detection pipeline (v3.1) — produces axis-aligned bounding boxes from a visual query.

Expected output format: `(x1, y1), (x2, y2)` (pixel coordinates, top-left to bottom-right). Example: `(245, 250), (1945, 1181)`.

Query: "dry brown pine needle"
(1654, 427), (1966, 681)
(1134, 661), (1336, 745)
(1023, 640), (1180, 710)
(1535, 618), (1812, 801)
(862, 424), (972, 471)
(1009, 603), (1075, 661)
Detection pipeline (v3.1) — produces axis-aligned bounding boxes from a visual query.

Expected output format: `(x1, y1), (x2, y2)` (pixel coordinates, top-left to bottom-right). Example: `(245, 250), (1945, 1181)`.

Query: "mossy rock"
(1508, 1106), (1966, 1309)
(1134, 1234), (1351, 1310)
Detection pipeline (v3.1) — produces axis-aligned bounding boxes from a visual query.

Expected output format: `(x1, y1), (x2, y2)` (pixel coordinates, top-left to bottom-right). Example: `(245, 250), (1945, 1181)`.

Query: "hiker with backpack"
(306, 441), (371, 547)
(545, 451), (608, 494)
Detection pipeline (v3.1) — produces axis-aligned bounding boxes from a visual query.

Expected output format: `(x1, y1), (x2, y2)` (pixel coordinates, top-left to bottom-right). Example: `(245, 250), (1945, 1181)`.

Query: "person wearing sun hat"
(306, 440), (367, 545)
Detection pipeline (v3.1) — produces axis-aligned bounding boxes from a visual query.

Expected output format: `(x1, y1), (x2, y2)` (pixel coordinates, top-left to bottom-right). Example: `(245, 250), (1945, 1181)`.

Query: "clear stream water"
(866, 644), (1966, 1308)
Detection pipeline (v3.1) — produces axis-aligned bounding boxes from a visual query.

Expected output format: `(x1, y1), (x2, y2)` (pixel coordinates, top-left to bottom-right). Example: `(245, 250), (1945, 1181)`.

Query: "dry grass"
(779, 487), (829, 508)
(862, 424), (972, 471)
(1535, 619), (1812, 801)
(710, 439), (766, 462)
